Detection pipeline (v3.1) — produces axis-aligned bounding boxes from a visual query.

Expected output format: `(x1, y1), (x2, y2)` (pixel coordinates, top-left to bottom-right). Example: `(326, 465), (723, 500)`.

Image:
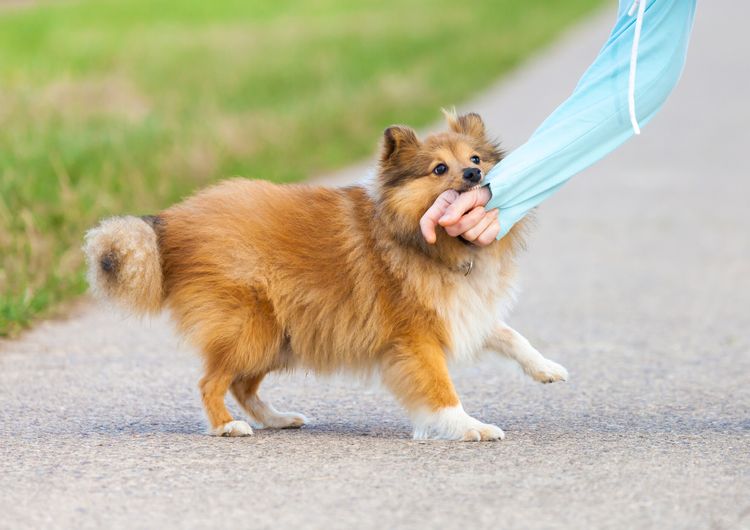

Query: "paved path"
(2, 2), (748, 529)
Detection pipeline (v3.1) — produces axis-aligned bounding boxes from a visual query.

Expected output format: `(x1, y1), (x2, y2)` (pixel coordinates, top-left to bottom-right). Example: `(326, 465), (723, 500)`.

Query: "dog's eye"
(470, 155), (481, 164)
(433, 163), (448, 176)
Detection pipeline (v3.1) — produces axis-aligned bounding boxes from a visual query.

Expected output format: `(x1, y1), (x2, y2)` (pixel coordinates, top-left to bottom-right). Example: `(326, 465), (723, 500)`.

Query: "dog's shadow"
(65, 412), (749, 441)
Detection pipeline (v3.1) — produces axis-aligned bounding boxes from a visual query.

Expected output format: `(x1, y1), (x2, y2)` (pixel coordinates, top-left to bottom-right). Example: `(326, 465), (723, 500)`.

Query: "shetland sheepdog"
(84, 111), (567, 441)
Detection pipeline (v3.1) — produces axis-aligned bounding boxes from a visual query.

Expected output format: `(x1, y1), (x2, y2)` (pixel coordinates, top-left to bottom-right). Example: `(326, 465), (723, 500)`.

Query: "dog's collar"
(458, 259), (474, 277)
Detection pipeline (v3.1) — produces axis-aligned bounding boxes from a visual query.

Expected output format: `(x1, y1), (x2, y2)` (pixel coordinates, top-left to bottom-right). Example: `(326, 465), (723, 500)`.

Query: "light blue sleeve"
(485, 0), (697, 238)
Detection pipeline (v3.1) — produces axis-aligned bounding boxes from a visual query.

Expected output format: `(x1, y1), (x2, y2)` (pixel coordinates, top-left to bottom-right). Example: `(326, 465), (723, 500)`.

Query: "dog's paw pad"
(530, 359), (569, 384)
(213, 420), (253, 437)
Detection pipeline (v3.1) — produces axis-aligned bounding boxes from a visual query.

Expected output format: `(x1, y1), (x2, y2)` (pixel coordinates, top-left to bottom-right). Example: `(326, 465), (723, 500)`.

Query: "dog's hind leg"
(486, 324), (568, 384)
(231, 373), (307, 429)
(185, 285), (285, 437)
(200, 369), (254, 437)
(382, 338), (504, 441)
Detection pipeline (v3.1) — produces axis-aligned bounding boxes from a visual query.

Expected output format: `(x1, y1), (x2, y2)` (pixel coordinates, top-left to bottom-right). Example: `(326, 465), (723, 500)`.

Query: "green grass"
(0, 0), (604, 336)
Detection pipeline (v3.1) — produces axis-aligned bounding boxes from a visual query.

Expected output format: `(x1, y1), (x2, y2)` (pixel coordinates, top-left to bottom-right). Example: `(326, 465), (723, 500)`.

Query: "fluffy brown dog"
(84, 111), (568, 441)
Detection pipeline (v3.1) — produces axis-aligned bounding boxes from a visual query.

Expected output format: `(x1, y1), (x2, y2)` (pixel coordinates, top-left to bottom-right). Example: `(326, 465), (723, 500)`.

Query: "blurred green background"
(0, 0), (603, 336)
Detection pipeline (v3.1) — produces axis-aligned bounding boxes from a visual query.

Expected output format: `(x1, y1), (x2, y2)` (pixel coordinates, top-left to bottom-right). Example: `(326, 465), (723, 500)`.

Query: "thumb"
(420, 189), (459, 244)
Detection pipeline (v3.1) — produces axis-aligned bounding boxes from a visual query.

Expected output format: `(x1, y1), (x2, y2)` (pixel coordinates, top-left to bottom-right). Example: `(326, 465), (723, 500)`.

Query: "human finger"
(420, 189), (459, 244)
(444, 206), (487, 237)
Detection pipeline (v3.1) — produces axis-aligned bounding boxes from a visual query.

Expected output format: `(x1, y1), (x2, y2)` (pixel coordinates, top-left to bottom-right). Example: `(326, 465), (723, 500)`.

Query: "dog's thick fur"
(84, 111), (567, 441)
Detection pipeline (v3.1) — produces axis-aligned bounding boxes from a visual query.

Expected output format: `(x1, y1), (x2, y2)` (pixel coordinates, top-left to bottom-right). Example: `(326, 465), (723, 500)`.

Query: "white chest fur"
(436, 257), (519, 363)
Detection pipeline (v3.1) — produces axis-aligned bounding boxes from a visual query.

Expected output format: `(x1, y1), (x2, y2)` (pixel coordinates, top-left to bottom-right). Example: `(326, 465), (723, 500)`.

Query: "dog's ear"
(443, 109), (486, 139)
(381, 126), (420, 162)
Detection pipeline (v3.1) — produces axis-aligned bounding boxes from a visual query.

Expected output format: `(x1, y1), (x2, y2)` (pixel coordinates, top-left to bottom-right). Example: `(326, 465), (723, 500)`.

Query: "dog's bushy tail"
(83, 216), (163, 314)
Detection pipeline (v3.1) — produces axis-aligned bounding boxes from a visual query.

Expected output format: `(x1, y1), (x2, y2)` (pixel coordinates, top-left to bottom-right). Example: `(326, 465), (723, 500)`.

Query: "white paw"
(412, 405), (505, 442)
(212, 420), (254, 437)
(260, 412), (307, 429)
(460, 422), (506, 442)
(243, 396), (308, 429)
(529, 358), (569, 384)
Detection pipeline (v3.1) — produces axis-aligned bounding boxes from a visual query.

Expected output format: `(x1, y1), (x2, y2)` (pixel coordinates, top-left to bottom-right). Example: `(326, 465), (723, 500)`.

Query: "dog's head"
(375, 110), (503, 245)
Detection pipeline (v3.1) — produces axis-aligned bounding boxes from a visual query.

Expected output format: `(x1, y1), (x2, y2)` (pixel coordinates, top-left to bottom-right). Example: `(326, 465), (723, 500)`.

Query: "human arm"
(485, 0), (697, 237)
(420, 0), (697, 243)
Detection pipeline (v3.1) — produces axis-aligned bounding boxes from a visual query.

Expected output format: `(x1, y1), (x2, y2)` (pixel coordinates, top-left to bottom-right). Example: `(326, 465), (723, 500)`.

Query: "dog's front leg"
(485, 324), (569, 384)
(381, 338), (504, 441)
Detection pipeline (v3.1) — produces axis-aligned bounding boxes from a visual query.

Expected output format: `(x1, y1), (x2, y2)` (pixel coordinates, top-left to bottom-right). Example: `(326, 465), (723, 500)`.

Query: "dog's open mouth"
(456, 183), (484, 193)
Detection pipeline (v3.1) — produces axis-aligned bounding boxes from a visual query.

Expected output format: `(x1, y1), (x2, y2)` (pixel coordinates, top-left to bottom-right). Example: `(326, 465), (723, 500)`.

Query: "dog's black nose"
(462, 167), (482, 183)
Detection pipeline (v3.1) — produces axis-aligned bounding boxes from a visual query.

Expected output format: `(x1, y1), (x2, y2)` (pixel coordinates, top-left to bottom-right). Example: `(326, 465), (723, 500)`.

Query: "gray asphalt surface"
(2, 2), (749, 529)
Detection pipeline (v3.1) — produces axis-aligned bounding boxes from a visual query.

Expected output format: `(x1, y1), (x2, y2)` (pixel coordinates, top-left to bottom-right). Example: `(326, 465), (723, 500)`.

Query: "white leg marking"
(245, 396), (307, 429)
(412, 404), (505, 442)
(487, 324), (569, 384)
(211, 420), (254, 437)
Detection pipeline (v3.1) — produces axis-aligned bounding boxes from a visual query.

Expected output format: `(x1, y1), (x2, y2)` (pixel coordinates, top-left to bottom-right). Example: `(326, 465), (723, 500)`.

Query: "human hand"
(419, 186), (499, 246)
